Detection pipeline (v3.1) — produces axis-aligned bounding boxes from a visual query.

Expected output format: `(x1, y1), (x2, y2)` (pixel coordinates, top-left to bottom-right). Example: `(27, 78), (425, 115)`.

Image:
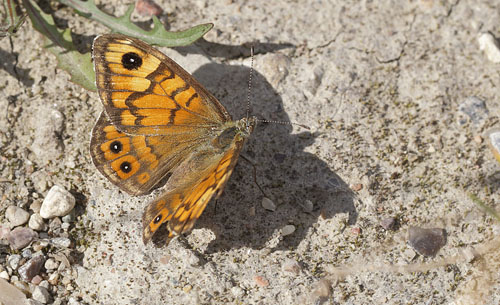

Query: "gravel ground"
(1, 0), (500, 304)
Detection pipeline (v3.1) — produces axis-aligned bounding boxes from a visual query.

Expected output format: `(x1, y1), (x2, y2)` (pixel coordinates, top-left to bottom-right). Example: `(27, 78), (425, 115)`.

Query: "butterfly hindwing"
(142, 139), (244, 244)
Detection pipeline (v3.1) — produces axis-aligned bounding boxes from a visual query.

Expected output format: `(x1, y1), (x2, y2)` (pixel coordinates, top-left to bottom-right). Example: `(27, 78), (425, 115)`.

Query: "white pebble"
(40, 185), (75, 219)
(478, 32), (500, 63)
(6, 206), (30, 227)
(29, 214), (46, 231)
(282, 225), (296, 236)
(261, 197), (276, 211)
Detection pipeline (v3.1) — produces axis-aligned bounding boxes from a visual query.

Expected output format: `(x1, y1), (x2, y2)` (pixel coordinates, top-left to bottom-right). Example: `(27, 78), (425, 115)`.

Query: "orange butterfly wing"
(92, 33), (231, 136)
(142, 138), (245, 245)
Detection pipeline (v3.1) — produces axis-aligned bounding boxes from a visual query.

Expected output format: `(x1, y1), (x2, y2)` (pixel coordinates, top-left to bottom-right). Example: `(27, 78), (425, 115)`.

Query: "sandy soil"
(1, 0), (500, 304)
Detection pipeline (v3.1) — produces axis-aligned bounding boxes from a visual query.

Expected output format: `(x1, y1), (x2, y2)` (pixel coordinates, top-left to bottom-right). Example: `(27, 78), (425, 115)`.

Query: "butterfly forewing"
(92, 34), (231, 136)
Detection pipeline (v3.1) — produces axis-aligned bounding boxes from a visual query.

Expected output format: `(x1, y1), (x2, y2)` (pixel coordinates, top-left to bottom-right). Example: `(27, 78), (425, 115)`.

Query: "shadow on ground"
(169, 58), (358, 252)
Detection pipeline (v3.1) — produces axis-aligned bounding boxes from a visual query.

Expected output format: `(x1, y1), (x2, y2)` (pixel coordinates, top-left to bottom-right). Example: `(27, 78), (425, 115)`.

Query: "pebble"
(282, 259), (301, 275)
(51, 237), (71, 248)
(231, 286), (245, 298)
(478, 32), (500, 63)
(32, 286), (51, 304)
(380, 217), (397, 230)
(300, 199), (314, 213)
(0, 271), (9, 280)
(18, 255), (46, 281)
(0, 224), (11, 239)
(254, 275), (269, 287)
(261, 197), (276, 211)
(457, 96), (489, 127)
(8, 254), (22, 270)
(31, 275), (43, 285)
(27, 299), (44, 305)
(488, 130), (500, 163)
(29, 213), (47, 231)
(259, 53), (291, 87)
(8, 227), (38, 250)
(48, 273), (59, 285)
(281, 225), (296, 236)
(6, 206), (30, 227)
(21, 248), (32, 258)
(30, 200), (42, 213)
(135, 0), (164, 16)
(40, 185), (76, 219)
(407, 226), (446, 257)
(311, 279), (331, 302)
(0, 278), (27, 304)
(44, 258), (59, 270)
(350, 183), (363, 191)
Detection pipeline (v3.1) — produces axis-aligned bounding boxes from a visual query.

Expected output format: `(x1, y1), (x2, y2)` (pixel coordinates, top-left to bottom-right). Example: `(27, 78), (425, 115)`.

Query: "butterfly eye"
(153, 215), (162, 224)
(122, 52), (143, 70)
(109, 140), (123, 154)
(120, 161), (132, 173)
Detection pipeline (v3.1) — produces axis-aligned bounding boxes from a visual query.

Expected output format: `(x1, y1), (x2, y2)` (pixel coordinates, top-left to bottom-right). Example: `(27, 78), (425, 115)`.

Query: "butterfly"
(90, 34), (256, 245)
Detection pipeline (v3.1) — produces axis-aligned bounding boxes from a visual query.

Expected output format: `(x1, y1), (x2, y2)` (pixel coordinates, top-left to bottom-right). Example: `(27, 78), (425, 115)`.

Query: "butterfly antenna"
(256, 119), (310, 130)
(246, 46), (254, 120)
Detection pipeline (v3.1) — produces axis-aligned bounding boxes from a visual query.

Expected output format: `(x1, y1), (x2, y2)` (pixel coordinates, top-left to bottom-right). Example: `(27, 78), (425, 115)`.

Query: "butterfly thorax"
(212, 117), (256, 150)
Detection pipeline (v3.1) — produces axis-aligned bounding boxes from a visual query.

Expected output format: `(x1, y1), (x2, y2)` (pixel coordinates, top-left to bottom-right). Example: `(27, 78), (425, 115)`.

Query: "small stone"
(67, 297), (81, 305)
(61, 210), (76, 223)
(21, 248), (32, 258)
(351, 183), (363, 191)
(135, 0), (164, 16)
(51, 237), (71, 248)
(30, 200), (42, 213)
(32, 286), (51, 304)
(457, 96), (489, 127)
(478, 32), (500, 63)
(31, 275), (43, 285)
(282, 225), (296, 236)
(44, 258), (59, 270)
(18, 255), (46, 282)
(183, 285), (193, 293)
(261, 197), (276, 211)
(61, 222), (70, 231)
(311, 279), (331, 302)
(48, 273), (59, 285)
(48, 218), (62, 234)
(254, 275), (269, 287)
(300, 199), (314, 213)
(473, 135), (483, 144)
(407, 226), (447, 257)
(0, 270), (9, 280)
(29, 214), (47, 231)
(351, 227), (362, 235)
(488, 130), (500, 163)
(282, 259), (301, 275)
(27, 299), (44, 305)
(8, 254), (22, 270)
(6, 206), (30, 227)
(0, 224), (11, 239)
(39, 280), (50, 290)
(40, 185), (76, 219)
(0, 278), (27, 304)
(380, 217), (397, 230)
(231, 286), (245, 298)
(8, 227), (38, 250)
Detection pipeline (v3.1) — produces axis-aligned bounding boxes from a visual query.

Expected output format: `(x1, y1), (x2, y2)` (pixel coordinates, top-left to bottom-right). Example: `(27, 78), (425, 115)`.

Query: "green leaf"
(22, 0), (96, 91)
(58, 0), (213, 47)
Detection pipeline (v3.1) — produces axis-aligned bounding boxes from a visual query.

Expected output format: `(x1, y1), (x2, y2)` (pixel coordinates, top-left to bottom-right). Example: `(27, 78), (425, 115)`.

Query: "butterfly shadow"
(184, 62), (358, 253)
